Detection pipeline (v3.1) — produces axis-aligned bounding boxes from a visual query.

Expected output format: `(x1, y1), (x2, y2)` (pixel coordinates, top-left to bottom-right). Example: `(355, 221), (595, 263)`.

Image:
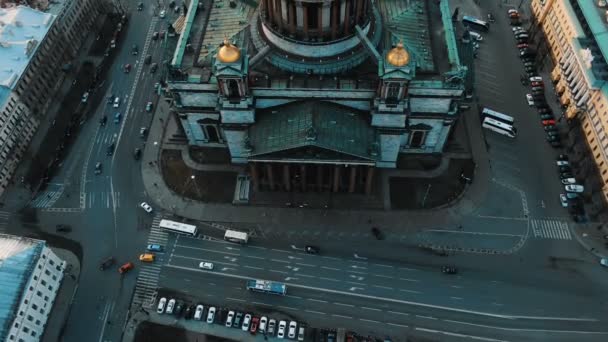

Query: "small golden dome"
(217, 38), (241, 63)
(386, 42), (410, 67)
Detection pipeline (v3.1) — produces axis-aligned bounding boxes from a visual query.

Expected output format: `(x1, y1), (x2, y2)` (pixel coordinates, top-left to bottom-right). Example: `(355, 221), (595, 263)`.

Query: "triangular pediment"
(249, 145), (375, 163)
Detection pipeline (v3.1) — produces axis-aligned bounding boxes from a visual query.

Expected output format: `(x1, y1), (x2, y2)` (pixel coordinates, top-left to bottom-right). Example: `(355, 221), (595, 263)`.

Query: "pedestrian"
(154, 183), (158, 187)
(458, 225), (463, 230)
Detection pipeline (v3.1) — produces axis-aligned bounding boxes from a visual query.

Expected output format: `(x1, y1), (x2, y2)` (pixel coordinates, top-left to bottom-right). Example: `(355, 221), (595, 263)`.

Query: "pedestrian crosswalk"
(0, 211), (10, 233)
(531, 219), (571, 240)
(133, 214), (168, 308)
(29, 187), (63, 208)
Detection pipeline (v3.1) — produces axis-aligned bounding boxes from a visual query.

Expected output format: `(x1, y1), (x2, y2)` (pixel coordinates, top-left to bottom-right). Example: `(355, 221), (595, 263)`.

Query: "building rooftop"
(0, 5), (55, 89)
(0, 234), (44, 340)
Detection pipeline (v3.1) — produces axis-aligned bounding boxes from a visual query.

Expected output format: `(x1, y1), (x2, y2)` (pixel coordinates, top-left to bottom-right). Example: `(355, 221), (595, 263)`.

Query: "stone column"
(348, 166), (357, 193)
(296, 1), (303, 29)
(331, 0), (339, 39)
(266, 163), (276, 190)
(250, 163), (260, 191)
(355, 0), (363, 24)
(333, 165), (341, 193)
(275, 0), (283, 32)
(322, 2), (331, 30)
(365, 166), (374, 195)
(302, 2), (308, 38)
(316, 164), (324, 191)
(343, 0), (351, 35)
(283, 164), (291, 191)
(288, 0), (296, 35)
(300, 164), (307, 192)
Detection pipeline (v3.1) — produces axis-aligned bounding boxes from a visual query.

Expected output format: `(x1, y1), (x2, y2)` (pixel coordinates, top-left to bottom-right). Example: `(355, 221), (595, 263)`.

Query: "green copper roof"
(248, 101), (378, 161)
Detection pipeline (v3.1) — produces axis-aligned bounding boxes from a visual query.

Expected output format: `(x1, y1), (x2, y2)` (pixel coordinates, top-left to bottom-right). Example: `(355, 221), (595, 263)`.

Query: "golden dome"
(386, 42), (410, 67)
(217, 38), (241, 63)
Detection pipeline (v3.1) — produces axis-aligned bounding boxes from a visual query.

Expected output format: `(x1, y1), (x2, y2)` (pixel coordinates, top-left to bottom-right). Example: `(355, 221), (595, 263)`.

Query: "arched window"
(386, 82), (400, 104)
(228, 79), (240, 98)
(410, 131), (426, 148)
(206, 125), (220, 143)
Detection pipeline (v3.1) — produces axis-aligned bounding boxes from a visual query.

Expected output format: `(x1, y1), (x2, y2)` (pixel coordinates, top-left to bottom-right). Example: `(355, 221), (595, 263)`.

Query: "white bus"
(482, 117), (517, 138)
(159, 219), (198, 236)
(481, 107), (515, 125)
(224, 230), (249, 244)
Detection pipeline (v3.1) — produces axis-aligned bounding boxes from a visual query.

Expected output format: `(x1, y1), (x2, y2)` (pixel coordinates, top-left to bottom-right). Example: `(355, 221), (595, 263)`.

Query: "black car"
(56, 224), (72, 233)
(559, 165), (572, 173)
(233, 312), (243, 328)
(99, 116), (107, 125)
(442, 266), (458, 274)
(106, 143), (115, 156)
(560, 172), (574, 179)
(550, 140), (563, 148)
(371, 227), (382, 240)
(133, 148), (142, 160)
(539, 114), (553, 120)
(557, 154), (569, 161)
(544, 125), (557, 131)
(572, 215), (586, 223)
(99, 257), (115, 271)
(537, 107), (551, 114)
(151, 63), (158, 73)
(174, 302), (184, 317)
(305, 245), (320, 254)
(137, 2), (143, 10)
(184, 305), (195, 320)
(546, 130), (559, 137)
(546, 135), (559, 142)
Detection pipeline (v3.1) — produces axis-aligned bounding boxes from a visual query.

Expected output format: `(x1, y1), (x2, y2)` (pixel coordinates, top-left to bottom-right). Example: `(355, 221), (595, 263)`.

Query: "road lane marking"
(319, 277), (339, 282)
(270, 270), (288, 274)
(307, 299), (328, 303)
(278, 305), (297, 311)
(451, 297), (463, 300)
(165, 264), (599, 322)
(252, 302), (272, 306)
(388, 311), (409, 316)
(399, 278), (420, 282)
(322, 256), (341, 260)
(249, 246), (267, 250)
(272, 249), (290, 253)
(295, 262), (315, 267)
(375, 264), (394, 268)
(372, 285), (393, 290)
(271, 259), (291, 264)
(361, 307), (381, 312)
(298, 274), (316, 278)
(416, 315), (437, 320)
(305, 310), (326, 315)
(359, 318), (381, 324)
(443, 319), (608, 335)
(321, 266), (340, 271)
(332, 314), (352, 319)
(451, 285), (463, 289)
(226, 297), (245, 302)
(243, 265), (263, 270)
(372, 274), (393, 279)
(415, 327), (504, 342)
(286, 295), (302, 299)
(387, 323), (409, 328)
(333, 303), (354, 307)
(400, 289), (422, 294)
(247, 256), (265, 260)
(399, 267), (417, 271)
(347, 270), (367, 275)
(175, 244), (239, 256)
(347, 281), (366, 286)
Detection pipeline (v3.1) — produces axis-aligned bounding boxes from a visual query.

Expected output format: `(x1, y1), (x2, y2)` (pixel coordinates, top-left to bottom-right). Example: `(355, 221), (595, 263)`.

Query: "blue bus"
(462, 15), (490, 32)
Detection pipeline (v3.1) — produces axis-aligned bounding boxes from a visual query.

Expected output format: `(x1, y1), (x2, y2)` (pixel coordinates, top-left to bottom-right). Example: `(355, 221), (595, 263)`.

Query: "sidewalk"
(41, 248), (81, 342)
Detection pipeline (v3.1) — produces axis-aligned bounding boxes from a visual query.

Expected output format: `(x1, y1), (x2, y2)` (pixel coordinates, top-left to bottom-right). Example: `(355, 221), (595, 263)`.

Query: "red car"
(118, 262), (134, 274)
(250, 316), (259, 334)
(531, 81), (544, 87)
(542, 119), (556, 126)
(517, 43), (529, 49)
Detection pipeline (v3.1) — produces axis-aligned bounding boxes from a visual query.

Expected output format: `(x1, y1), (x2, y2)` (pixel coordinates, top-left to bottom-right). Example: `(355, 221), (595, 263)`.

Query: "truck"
(246, 279), (286, 296)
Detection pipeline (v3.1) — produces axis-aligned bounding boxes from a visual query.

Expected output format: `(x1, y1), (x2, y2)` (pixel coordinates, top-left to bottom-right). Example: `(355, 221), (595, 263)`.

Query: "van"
(139, 253), (155, 262)
(468, 31), (482, 41)
(113, 96), (120, 108)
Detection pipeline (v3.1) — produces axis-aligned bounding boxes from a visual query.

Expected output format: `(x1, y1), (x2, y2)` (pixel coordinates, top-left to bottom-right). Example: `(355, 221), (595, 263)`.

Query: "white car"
(206, 306), (216, 323)
(225, 311), (235, 327)
(268, 319), (277, 335)
(81, 92), (90, 103)
(259, 316), (268, 333)
(508, 9), (519, 15)
(561, 178), (577, 185)
(194, 305), (204, 320)
(556, 160), (569, 166)
(530, 76), (543, 82)
(156, 297), (167, 314)
(199, 262), (214, 270)
(565, 184), (584, 193)
(140, 202), (153, 213)
(113, 96), (120, 108)
(288, 321), (298, 339)
(159, 10), (166, 18)
(601, 258), (608, 267)
(559, 194), (568, 208)
(525, 94), (534, 106)
(165, 299), (175, 314)
(277, 320), (287, 339)
(242, 313), (252, 331)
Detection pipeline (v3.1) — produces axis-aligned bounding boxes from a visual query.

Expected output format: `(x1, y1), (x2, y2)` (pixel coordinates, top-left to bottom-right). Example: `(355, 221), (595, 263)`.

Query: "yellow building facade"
(532, 0), (608, 206)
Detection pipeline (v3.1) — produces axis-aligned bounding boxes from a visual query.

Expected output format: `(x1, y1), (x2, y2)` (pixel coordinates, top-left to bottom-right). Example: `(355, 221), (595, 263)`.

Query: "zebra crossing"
(531, 219), (572, 240)
(0, 211), (10, 233)
(132, 214), (168, 308)
(29, 186), (64, 208)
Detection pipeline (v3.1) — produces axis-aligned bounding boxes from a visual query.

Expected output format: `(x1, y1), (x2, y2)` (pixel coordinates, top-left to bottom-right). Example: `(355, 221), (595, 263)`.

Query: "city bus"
(224, 230), (249, 244)
(481, 107), (515, 125)
(482, 117), (517, 138)
(462, 15), (490, 32)
(246, 279), (287, 296)
(159, 219), (198, 236)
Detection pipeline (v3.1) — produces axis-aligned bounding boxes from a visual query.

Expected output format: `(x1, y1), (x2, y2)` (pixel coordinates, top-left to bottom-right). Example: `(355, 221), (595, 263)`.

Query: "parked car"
(544, 125), (557, 132)
(305, 245), (320, 254)
(561, 178), (577, 185)
(133, 148), (142, 160)
(242, 314), (252, 331)
(558, 165), (572, 173)
(140, 202), (153, 213)
(146, 102), (153, 112)
(157, 297), (167, 314)
(118, 262), (134, 274)
(517, 43), (529, 49)
(250, 316), (259, 334)
(268, 319), (277, 336)
(56, 224), (72, 233)
(151, 63), (158, 73)
(113, 96), (120, 108)
(225, 311), (235, 327)
(537, 107), (551, 114)
(566, 193), (579, 200)
(556, 160), (569, 166)
(525, 94), (534, 106)
(542, 119), (556, 126)
(206, 306), (216, 323)
(144, 55), (152, 64)
(140, 127), (148, 138)
(234, 312), (243, 328)
(557, 154), (569, 161)
(297, 326), (306, 341)
(288, 321), (298, 339)
(539, 114), (554, 120)
(147, 244), (163, 252)
(184, 305), (194, 320)
(199, 261), (214, 270)
(559, 194), (569, 207)
(259, 316), (268, 333)
(546, 135), (560, 143)
(165, 299), (176, 314)
(277, 320), (287, 339)
(174, 302), (184, 317)
(442, 265), (458, 274)
(565, 184), (584, 193)
(550, 140), (563, 148)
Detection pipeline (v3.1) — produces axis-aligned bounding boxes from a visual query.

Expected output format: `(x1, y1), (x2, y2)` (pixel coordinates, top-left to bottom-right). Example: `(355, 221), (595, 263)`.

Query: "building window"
(22, 327), (29, 333)
(386, 83), (400, 104)
(44, 270), (50, 276)
(44, 296), (49, 301)
(32, 304), (38, 310)
(36, 291), (42, 297)
(48, 285), (53, 291)
(49, 259), (54, 266)
(27, 315), (33, 321)
(205, 125), (220, 143)
(31, 331), (36, 337)
(410, 131), (427, 148)
(41, 280), (47, 286)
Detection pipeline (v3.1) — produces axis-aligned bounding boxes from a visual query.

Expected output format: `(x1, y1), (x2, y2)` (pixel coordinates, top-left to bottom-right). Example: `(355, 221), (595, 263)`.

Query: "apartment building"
(0, 0), (106, 195)
(531, 0), (608, 216)
(0, 234), (66, 342)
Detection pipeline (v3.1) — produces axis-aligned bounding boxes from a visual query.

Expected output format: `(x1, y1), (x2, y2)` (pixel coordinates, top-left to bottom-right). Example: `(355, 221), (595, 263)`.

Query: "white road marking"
(243, 265), (263, 270)
(321, 266), (340, 271)
(443, 319), (608, 335)
(278, 306), (298, 311)
(305, 310), (326, 315)
(271, 259), (291, 264)
(388, 311), (409, 316)
(332, 314), (353, 319)
(319, 277), (339, 282)
(285, 295), (302, 299)
(247, 256), (265, 260)
(416, 315), (437, 320)
(298, 274), (316, 278)
(372, 274), (393, 279)
(361, 307), (381, 312)
(272, 249), (291, 253)
(322, 256), (341, 260)
(347, 270), (367, 275)
(359, 318), (381, 324)
(307, 299), (328, 303)
(252, 302), (272, 306)
(375, 264), (394, 268)
(451, 297), (463, 300)
(372, 285), (393, 290)
(399, 278), (420, 282)
(400, 289), (422, 294)
(399, 267), (417, 271)
(295, 262), (315, 267)
(333, 303), (355, 307)
(387, 323), (409, 328)
(226, 297), (245, 302)
(270, 270), (288, 274)
(415, 327), (505, 342)
(451, 285), (463, 289)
